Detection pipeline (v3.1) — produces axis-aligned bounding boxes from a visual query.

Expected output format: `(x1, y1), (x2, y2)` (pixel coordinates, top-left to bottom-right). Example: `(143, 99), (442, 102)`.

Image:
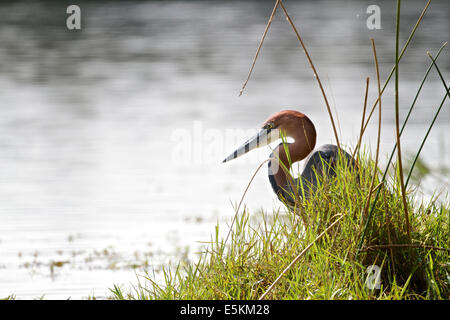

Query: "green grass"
(110, 151), (449, 300)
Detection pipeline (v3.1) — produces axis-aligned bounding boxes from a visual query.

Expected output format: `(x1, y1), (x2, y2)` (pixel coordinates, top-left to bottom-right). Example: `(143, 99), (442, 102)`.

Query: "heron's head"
(222, 110), (316, 163)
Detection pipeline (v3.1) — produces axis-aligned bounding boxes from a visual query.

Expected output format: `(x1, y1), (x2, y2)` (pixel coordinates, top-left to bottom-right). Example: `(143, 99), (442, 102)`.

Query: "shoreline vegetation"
(111, 0), (449, 300)
(2, 1), (448, 300)
(110, 146), (449, 300)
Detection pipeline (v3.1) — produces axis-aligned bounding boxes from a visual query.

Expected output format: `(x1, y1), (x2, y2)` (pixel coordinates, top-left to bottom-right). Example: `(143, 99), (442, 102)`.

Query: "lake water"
(0, 0), (448, 299)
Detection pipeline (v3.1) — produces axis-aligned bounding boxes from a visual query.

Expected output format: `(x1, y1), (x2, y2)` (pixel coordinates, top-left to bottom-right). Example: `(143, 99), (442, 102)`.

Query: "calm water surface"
(0, 0), (448, 299)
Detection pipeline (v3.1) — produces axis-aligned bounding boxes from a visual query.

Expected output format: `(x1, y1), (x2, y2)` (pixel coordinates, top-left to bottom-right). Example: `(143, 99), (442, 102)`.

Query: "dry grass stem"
(362, 39), (382, 220)
(278, 0), (341, 150)
(239, 0), (280, 96)
(353, 77), (370, 160)
(259, 213), (346, 300)
(362, 244), (450, 253)
(224, 159), (271, 245)
(394, 0), (411, 241)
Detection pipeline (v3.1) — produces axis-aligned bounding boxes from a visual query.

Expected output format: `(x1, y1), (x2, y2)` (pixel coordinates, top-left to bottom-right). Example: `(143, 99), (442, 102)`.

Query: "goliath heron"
(222, 110), (354, 205)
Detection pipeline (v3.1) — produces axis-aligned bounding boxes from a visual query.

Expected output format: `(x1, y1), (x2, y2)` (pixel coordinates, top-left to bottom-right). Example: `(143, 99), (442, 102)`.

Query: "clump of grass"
(110, 150), (448, 300)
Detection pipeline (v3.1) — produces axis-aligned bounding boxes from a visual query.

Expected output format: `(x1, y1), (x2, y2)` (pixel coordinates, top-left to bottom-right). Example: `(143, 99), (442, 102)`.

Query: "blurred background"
(0, 0), (448, 299)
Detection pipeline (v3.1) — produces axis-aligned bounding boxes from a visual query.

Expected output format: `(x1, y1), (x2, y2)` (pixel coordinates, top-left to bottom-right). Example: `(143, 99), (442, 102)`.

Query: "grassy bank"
(110, 150), (449, 300)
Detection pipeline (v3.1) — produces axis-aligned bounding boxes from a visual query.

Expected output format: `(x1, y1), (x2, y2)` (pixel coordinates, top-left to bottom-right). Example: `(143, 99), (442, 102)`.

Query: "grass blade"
(360, 0), (432, 136)
(362, 39), (382, 221)
(405, 53), (450, 188)
(353, 77), (370, 160)
(393, 0), (411, 241)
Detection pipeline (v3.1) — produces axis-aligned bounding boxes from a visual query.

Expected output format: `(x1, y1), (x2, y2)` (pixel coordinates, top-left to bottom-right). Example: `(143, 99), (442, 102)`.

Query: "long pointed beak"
(222, 128), (280, 163)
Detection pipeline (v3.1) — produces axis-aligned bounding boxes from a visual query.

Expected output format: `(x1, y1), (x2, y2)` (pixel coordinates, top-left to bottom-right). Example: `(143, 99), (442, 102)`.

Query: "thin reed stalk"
(352, 77), (370, 160)
(362, 244), (450, 253)
(239, 0), (280, 96)
(361, 39), (382, 220)
(360, 0), (431, 136)
(224, 159), (270, 245)
(278, 0), (341, 150)
(394, 0), (411, 241)
(405, 53), (450, 188)
(259, 213), (346, 300)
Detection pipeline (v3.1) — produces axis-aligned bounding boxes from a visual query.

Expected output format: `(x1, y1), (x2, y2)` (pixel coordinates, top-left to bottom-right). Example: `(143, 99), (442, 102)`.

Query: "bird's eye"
(265, 123), (274, 130)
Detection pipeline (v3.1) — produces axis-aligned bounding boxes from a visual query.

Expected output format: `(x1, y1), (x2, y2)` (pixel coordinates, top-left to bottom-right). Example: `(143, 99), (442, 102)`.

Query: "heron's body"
(223, 110), (354, 204)
(268, 143), (354, 204)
